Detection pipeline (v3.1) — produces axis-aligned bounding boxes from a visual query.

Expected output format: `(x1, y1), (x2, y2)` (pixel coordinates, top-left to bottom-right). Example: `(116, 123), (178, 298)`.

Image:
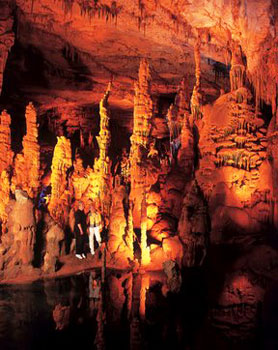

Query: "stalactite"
(77, 0), (121, 24)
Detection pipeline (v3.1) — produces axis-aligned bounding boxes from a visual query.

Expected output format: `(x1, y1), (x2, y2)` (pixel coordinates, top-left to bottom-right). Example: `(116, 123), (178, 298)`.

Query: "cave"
(0, 0), (278, 349)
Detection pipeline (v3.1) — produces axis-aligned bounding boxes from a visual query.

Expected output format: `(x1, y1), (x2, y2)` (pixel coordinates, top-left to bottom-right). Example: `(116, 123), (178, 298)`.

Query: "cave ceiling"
(0, 0), (276, 122)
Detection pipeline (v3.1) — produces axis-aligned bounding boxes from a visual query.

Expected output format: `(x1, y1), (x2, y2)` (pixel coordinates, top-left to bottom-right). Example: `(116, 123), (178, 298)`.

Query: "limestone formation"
(190, 39), (202, 120)
(107, 183), (131, 267)
(129, 59), (154, 227)
(12, 103), (40, 198)
(0, 0), (15, 95)
(48, 136), (72, 226)
(178, 181), (208, 267)
(70, 153), (90, 203)
(230, 42), (246, 91)
(0, 169), (10, 231)
(42, 214), (65, 274)
(92, 83), (112, 219)
(0, 109), (13, 172)
(0, 190), (36, 277)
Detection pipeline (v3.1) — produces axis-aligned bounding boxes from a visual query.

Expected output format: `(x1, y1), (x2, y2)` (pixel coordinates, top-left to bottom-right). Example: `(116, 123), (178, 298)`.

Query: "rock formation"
(0, 190), (36, 278)
(92, 83), (112, 219)
(42, 214), (65, 274)
(0, 169), (10, 231)
(178, 180), (208, 267)
(48, 136), (72, 226)
(191, 39), (202, 120)
(0, 109), (13, 172)
(12, 102), (40, 198)
(107, 182), (132, 267)
(229, 41), (246, 91)
(0, 0), (14, 95)
(129, 59), (154, 227)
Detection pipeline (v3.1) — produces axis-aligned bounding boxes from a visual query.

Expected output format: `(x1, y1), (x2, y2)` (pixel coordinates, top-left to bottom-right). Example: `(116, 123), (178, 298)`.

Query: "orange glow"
(139, 274), (150, 319)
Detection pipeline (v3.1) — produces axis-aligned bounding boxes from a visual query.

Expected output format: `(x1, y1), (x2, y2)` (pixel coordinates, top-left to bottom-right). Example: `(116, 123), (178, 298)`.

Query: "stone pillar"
(0, 109), (13, 172)
(48, 136), (72, 226)
(229, 41), (246, 91)
(129, 59), (153, 227)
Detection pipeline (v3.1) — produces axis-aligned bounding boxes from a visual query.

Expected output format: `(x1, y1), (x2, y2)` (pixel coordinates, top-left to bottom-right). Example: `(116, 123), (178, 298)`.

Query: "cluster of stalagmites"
(0, 35), (278, 301)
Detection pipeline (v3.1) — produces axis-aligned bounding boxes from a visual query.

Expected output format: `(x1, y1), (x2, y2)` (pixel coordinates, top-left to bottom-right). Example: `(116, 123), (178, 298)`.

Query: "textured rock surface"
(12, 102), (41, 197)
(48, 136), (72, 225)
(0, 190), (36, 278)
(42, 214), (65, 273)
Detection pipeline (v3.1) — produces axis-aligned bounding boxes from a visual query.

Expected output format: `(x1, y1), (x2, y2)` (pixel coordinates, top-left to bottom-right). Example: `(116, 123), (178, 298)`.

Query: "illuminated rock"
(48, 136), (72, 226)
(0, 190), (36, 276)
(0, 1), (14, 94)
(92, 83), (112, 220)
(178, 181), (208, 267)
(42, 214), (65, 274)
(0, 110), (13, 172)
(107, 183), (131, 267)
(12, 103), (40, 198)
(70, 153), (90, 203)
(140, 192), (150, 266)
(196, 87), (269, 242)
(229, 41), (246, 91)
(129, 59), (153, 227)
(190, 39), (202, 120)
(0, 169), (10, 231)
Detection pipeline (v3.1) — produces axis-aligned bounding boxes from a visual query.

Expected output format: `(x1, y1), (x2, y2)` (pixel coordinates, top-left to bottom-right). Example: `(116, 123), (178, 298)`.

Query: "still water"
(0, 269), (269, 350)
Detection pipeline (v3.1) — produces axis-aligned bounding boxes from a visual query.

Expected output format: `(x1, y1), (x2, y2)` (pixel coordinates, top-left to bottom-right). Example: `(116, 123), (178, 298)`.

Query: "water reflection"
(0, 270), (179, 350)
(0, 269), (263, 350)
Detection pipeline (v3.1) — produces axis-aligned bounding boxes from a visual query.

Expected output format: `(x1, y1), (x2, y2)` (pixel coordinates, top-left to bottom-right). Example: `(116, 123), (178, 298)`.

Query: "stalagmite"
(93, 83), (112, 220)
(230, 42), (246, 91)
(125, 202), (134, 261)
(0, 170), (10, 231)
(48, 136), (72, 226)
(130, 59), (153, 226)
(0, 110), (13, 173)
(0, 190), (36, 276)
(178, 181), (208, 267)
(191, 39), (202, 120)
(167, 78), (190, 141)
(12, 103), (40, 198)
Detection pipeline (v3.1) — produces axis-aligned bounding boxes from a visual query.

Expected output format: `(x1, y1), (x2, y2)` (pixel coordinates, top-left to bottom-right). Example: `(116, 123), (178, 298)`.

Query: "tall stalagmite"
(12, 103), (40, 198)
(130, 59), (153, 227)
(93, 83), (112, 219)
(190, 39), (202, 120)
(0, 109), (13, 173)
(48, 136), (72, 226)
(0, 169), (10, 231)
